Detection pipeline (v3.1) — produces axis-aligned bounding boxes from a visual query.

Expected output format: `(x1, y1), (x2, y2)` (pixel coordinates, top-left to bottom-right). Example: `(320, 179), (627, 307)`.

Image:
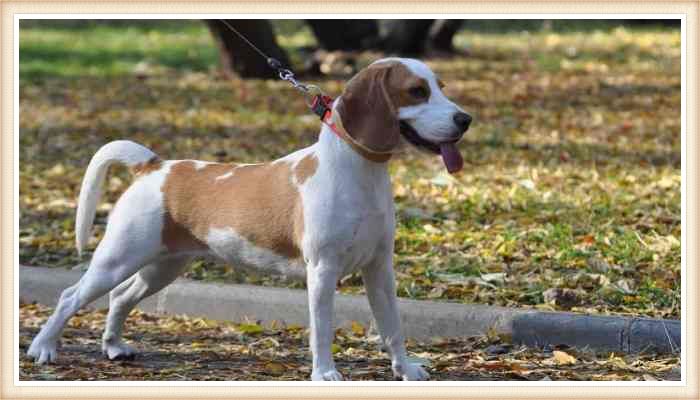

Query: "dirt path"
(19, 303), (680, 381)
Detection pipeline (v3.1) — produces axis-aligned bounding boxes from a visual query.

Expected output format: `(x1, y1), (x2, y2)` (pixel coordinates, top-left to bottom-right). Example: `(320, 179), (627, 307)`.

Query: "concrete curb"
(19, 266), (681, 354)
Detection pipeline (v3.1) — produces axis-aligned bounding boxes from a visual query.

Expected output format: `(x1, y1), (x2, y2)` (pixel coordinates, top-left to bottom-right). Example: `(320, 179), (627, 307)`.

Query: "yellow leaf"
(46, 163), (66, 177)
(264, 361), (285, 376)
(552, 350), (577, 365)
(193, 318), (218, 329)
(422, 224), (440, 234)
(657, 176), (676, 189)
(285, 324), (304, 332)
(350, 320), (365, 336)
(238, 323), (264, 335)
(408, 266), (426, 276)
(665, 235), (680, 247)
(608, 356), (628, 369)
(331, 343), (342, 354)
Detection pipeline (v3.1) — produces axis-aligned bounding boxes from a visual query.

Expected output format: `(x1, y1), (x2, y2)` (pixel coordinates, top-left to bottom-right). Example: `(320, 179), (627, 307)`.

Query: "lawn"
(19, 20), (681, 319)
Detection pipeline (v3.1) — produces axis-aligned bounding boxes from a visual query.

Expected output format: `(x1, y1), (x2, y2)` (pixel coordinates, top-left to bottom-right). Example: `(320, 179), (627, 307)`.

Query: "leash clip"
(278, 68), (310, 94)
(310, 93), (334, 120)
(218, 22), (331, 118)
(277, 65), (325, 106)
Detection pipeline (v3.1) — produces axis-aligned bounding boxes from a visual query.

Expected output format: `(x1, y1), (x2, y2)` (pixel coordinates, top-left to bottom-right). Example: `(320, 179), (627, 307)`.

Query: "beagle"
(28, 58), (472, 381)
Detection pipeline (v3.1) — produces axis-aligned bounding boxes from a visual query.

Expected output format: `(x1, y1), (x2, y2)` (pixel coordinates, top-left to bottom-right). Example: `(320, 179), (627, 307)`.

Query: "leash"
(217, 20), (334, 120)
(216, 20), (392, 161)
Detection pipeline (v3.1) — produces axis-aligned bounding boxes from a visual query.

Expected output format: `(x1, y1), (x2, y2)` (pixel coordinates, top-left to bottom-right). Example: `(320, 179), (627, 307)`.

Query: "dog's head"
(336, 57), (471, 173)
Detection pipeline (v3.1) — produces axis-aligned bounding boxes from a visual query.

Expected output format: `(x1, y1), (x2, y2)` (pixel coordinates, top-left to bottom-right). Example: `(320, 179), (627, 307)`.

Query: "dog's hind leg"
(28, 213), (163, 364)
(101, 256), (190, 360)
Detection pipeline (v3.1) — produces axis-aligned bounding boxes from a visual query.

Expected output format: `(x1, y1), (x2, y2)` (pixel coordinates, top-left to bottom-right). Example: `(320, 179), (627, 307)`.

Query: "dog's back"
(78, 141), (321, 277)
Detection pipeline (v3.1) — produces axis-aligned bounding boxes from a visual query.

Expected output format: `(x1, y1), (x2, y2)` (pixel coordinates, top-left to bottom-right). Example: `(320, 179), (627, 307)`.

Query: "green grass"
(18, 21), (681, 319)
(19, 20), (318, 82)
(20, 22), (216, 81)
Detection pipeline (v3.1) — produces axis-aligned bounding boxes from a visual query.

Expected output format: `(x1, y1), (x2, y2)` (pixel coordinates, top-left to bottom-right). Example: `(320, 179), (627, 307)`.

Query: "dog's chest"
(302, 166), (394, 273)
(344, 204), (392, 272)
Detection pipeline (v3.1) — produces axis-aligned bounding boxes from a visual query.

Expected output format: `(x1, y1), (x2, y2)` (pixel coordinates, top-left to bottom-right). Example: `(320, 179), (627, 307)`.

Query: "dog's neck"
(316, 123), (391, 180)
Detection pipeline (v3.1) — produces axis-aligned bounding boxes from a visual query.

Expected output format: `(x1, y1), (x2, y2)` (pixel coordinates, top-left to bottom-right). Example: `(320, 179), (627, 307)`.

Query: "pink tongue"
(440, 143), (464, 174)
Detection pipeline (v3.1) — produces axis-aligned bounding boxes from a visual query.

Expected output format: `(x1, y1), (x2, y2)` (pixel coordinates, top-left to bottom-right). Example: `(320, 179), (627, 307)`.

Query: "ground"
(19, 21), (681, 320)
(19, 302), (680, 381)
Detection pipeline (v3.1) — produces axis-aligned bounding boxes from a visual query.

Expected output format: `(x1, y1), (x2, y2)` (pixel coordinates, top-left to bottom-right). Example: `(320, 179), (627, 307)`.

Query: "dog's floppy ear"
(336, 64), (400, 154)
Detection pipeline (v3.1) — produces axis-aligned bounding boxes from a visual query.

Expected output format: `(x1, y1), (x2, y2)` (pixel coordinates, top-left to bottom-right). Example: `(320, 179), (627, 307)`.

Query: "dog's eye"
(409, 86), (429, 99)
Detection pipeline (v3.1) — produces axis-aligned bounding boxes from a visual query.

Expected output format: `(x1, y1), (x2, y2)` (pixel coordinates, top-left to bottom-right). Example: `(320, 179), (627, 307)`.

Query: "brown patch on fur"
(331, 113), (392, 163)
(131, 156), (162, 176)
(294, 154), (319, 185)
(336, 61), (429, 160)
(381, 62), (431, 108)
(162, 212), (208, 252)
(161, 160), (305, 259)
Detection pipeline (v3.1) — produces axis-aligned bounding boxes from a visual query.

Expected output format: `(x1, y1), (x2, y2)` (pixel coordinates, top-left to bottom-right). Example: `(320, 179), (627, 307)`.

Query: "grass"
(18, 20), (681, 319)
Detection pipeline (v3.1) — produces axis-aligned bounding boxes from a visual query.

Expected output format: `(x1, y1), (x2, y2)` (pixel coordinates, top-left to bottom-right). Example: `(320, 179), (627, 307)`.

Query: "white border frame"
(13, 13), (687, 388)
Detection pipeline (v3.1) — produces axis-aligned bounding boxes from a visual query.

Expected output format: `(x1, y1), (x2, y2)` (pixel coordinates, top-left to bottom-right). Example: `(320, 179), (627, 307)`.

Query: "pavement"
(19, 265), (681, 354)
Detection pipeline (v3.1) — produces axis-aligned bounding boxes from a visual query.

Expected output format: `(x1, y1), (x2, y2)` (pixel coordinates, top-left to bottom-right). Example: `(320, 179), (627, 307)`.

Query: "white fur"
(214, 171), (234, 180)
(29, 58), (462, 382)
(75, 140), (157, 256)
(381, 58), (467, 143)
(192, 160), (214, 170)
(207, 226), (305, 278)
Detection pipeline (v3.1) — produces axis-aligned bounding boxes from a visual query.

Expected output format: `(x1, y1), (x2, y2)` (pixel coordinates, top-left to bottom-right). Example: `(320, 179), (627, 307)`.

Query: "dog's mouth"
(399, 121), (464, 174)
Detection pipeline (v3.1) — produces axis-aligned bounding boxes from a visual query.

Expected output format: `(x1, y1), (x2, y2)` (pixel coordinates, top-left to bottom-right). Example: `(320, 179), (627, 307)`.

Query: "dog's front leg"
(307, 261), (343, 381)
(361, 254), (430, 381)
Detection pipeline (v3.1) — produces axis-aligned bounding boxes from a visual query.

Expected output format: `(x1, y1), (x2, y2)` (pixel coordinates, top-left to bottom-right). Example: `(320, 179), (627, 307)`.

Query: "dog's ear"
(336, 64), (401, 154)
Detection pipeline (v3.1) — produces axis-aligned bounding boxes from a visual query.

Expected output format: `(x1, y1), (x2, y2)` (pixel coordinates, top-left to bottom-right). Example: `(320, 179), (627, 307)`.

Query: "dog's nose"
(453, 112), (472, 133)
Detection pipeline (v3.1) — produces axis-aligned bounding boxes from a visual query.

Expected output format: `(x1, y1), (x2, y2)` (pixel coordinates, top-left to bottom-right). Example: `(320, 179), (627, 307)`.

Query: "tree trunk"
(205, 19), (291, 79)
(306, 20), (379, 51)
(379, 20), (435, 55)
(427, 20), (463, 52)
(622, 19), (679, 27)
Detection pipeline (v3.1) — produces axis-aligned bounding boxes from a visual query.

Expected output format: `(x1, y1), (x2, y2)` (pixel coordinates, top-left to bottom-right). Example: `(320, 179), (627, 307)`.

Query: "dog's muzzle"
(399, 117), (469, 174)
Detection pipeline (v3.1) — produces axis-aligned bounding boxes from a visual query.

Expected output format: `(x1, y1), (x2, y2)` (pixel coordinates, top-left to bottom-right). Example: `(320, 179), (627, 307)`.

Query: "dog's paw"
(102, 341), (137, 360)
(27, 339), (58, 365)
(393, 362), (430, 381)
(311, 368), (344, 381)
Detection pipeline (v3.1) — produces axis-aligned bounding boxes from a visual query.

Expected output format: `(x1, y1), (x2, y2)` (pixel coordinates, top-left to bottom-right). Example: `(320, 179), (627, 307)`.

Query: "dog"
(28, 57), (472, 381)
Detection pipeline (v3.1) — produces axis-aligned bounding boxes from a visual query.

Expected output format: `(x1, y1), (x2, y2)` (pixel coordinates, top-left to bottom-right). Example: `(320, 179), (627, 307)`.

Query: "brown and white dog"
(28, 58), (472, 381)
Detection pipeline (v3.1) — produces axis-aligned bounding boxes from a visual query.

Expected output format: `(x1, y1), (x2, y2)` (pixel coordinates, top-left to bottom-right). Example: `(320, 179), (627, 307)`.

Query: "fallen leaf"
(552, 350), (577, 365)
(238, 323), (264, 335)
(350, 320), (365, 336)
(264, 362), (285, 376)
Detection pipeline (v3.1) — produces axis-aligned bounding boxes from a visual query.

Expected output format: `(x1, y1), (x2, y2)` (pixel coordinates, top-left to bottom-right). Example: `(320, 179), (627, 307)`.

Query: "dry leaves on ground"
(19, 302), (680, 381)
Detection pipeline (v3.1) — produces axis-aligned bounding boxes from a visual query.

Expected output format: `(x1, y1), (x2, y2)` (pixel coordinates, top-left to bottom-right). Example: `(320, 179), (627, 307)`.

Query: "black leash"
(218, 19), (317, 95)
(216, 20), (398, 158)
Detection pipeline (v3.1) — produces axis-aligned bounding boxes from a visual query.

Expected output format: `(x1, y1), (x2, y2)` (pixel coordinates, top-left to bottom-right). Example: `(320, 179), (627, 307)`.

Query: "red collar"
(310, 94), (341, 136)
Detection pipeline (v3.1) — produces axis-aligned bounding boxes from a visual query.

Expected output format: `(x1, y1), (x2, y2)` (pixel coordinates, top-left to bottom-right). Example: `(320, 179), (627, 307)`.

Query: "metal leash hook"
(218, 20), (329, 111)
(269, 57), (324, 107)
(267, 57), (323, 99)
(277, 66), (307, 92)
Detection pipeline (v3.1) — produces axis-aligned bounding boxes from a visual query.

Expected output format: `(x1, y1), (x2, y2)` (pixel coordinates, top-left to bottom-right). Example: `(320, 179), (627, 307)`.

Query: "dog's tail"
(75, 140), (158, 257)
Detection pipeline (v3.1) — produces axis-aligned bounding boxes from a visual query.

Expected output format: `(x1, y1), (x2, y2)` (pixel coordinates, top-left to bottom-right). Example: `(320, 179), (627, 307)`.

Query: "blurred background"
(19, 19), (681, 319)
